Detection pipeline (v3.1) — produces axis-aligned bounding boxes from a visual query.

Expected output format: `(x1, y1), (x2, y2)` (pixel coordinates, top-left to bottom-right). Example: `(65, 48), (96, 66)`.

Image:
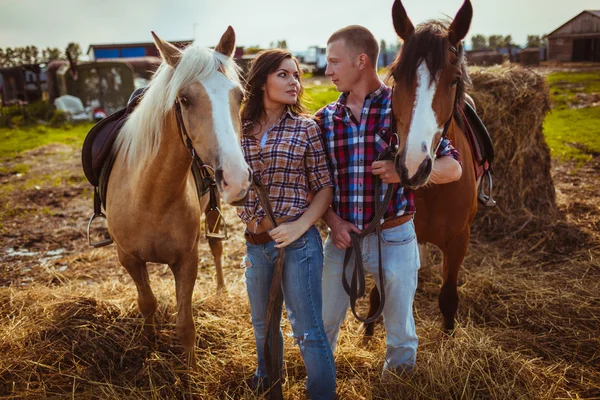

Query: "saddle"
(461, 102), (496, 206)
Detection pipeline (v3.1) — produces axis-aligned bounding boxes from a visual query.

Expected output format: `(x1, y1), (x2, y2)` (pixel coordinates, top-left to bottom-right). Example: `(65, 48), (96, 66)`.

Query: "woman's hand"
(269, 220), (307, 248)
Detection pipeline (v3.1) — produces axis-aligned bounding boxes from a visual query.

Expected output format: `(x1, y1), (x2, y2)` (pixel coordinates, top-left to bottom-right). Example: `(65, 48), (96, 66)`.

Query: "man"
(314, 25), (461, 376)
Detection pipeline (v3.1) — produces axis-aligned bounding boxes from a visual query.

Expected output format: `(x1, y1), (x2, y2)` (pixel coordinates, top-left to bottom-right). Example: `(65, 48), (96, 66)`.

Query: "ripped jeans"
(244, 225), (336, 400)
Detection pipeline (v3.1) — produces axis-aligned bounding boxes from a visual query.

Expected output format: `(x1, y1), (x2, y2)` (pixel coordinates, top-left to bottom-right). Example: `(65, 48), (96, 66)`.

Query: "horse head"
(151, 28), (251, 204)
(390, 0), (471, 189)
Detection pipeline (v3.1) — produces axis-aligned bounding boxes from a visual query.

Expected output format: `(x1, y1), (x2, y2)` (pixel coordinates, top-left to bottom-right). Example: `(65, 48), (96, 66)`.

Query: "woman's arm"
(429, 156), (462, 184)
(269, 186), (333, 248)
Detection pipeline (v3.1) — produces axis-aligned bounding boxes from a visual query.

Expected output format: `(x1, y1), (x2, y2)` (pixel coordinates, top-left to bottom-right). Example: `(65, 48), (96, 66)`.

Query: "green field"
(0, 123), (94, 160)
(304, 84), (339, 113)
(543, 70), (600, 162)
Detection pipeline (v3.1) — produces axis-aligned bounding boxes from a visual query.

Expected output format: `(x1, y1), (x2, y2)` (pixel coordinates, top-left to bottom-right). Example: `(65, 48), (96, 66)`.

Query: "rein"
(174, 99), (228, 240)
(251, 176), (285, 400)
(343, 146), (397, 323)
(345, 44), (461, 324)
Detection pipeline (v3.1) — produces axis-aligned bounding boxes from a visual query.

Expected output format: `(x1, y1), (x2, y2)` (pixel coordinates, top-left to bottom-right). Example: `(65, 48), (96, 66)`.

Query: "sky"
(1, 0), (600, 56)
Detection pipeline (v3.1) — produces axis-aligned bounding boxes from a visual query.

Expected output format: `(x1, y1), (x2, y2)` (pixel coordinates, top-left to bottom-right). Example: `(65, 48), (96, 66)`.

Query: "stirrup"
(87, 212), (113, 248)
(205, 207), (228, 240)
(478, 169), (496, 207)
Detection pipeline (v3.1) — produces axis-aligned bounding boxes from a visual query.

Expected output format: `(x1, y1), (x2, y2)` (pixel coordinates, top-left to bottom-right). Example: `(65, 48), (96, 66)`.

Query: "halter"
(390, 45), (460, 158)
(174, 98), (228, 240)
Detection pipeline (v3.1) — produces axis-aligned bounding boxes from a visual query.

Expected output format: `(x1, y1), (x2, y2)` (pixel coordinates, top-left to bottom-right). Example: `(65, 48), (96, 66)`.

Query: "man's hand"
(372, 160), (401, 184)
(329, 215), (361, 250)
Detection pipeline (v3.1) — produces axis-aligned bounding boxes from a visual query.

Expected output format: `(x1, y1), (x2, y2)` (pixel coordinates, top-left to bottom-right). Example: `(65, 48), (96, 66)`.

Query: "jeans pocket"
(380, 220), (416, 245)
(286, 235), (307, 249)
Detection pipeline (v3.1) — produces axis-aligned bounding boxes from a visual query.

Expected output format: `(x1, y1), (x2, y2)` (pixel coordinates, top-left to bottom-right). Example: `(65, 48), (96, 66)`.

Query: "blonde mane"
(114, 45), (242, 173)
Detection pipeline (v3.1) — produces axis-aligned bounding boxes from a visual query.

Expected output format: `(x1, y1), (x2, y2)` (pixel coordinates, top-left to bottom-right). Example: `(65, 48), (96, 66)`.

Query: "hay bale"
(518, 48), (541, 66)
(469, 64), (556, 239)
(467, 51), (506, 66)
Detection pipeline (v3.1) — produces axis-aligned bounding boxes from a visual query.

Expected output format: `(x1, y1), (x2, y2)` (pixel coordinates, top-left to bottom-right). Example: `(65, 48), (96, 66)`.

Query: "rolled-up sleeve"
(436, 137), (461, 165)
(304, 120), (333, 192)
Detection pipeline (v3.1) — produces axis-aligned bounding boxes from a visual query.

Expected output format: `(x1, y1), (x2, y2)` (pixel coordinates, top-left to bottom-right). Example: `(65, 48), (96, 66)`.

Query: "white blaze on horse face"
(405, 62), (442, 179)
(202, 72), (249, 203)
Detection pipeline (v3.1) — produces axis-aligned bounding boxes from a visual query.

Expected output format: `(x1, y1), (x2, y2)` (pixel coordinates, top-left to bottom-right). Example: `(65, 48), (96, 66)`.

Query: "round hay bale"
(468, 64), (556, 239)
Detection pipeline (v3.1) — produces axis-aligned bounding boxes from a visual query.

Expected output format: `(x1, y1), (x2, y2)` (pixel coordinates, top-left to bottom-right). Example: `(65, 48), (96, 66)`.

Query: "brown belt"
(244, 215), (412, 245)
(245, 230), (273, 245)
(381, 214), (413, 230)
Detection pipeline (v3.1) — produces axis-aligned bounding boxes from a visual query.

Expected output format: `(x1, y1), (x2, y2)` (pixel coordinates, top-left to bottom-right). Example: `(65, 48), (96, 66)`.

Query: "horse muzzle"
(400, 157), (433, 189)
(216, 166), (252, 205)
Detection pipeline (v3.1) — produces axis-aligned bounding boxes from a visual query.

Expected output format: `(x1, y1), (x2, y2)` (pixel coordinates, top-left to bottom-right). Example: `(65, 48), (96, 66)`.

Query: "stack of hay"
(468, 64), (556, 239)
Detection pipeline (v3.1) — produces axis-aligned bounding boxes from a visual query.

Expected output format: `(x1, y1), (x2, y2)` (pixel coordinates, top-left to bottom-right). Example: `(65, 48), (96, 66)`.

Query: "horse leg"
(117, 248), (158, 342)
(169, 251), (199, 370)
(358, 286), (381, 345)
(439, 228), (470, 332)
(205, 203), (225, 292)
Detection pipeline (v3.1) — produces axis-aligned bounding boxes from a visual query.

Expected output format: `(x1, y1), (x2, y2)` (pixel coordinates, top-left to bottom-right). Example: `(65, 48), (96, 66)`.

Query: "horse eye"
(179, 96), (189, 107)
(450, 78), (460, 88)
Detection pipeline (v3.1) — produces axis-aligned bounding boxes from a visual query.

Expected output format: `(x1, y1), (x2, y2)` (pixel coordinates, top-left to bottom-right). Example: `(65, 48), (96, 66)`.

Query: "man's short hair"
(327, 25), (379, 68)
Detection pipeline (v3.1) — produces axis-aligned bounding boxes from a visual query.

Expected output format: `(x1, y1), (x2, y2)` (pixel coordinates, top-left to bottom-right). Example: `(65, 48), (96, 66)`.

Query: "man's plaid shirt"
(315, 83), (460, 230)
(237, 110), (333, 225)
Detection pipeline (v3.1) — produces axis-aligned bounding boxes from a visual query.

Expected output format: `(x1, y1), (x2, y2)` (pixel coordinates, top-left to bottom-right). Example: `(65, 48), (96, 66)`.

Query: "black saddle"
(82, 87), (146, 190)
(461, 101), (496, 206)
(463, 101), (494, 166)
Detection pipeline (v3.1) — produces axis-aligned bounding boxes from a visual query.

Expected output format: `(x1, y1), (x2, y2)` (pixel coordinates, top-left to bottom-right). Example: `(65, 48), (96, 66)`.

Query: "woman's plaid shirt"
(315, 83), (460, 230)
(237, 110), (333, 225)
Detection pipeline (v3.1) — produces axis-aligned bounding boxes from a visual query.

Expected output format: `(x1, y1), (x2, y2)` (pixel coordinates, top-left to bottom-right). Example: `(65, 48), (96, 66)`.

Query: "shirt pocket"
(267, 136), (304, 172)
(374, 128), (392, 155)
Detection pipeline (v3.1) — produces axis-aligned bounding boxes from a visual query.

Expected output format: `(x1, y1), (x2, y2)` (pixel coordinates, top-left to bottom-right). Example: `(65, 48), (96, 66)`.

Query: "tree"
(42, 47), (62, 62)
(380, 39), (388, 66)
(65, 42), (81, 62)
(488, 35), (504, 51)
(276, 40), (288, 49)
(526, 35), (542, 48)
(471, 34), (487, 51)
(503, 35), (515, 61)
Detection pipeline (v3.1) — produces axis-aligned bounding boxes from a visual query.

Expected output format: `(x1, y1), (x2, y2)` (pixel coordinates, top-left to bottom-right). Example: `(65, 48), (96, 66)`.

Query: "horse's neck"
(138, 110), (192, 202)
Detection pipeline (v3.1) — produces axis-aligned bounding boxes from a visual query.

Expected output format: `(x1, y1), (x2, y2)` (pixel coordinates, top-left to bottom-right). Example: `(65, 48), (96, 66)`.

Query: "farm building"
(87, 40), (193, 60)
(87, 41), (244, 61)
(546, 10), (600, 62)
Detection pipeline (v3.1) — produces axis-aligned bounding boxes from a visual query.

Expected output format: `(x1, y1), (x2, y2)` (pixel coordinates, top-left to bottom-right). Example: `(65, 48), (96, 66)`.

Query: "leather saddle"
(461, 101), (496, 206)
(82, 88), (146, 195)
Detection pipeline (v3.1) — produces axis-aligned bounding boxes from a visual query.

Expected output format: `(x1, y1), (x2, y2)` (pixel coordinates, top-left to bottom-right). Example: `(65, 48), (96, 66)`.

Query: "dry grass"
(1, 199), (599, 399)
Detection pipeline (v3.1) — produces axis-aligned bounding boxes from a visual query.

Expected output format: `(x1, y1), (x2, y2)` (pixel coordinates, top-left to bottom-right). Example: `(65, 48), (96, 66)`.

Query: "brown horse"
(362, 0), (477, 338)
(107, 28), (251, 368)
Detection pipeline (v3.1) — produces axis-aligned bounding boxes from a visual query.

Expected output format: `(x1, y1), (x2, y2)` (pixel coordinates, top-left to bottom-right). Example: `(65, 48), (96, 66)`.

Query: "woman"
(238, 49), (336, 399)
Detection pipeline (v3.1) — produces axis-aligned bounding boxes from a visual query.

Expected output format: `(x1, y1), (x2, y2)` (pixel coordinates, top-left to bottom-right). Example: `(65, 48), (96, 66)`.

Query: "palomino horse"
(107, 27), (251, 368)
(362, 0), (477, 337)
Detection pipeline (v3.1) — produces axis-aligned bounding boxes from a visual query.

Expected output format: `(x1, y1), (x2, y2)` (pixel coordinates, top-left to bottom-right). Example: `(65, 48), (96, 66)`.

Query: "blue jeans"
(322, 218), (420, 373)
(244, 225), (336, 400)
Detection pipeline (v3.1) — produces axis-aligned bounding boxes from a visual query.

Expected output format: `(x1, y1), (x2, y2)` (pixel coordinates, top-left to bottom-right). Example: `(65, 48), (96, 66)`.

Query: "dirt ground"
(0, 140), (599, 398)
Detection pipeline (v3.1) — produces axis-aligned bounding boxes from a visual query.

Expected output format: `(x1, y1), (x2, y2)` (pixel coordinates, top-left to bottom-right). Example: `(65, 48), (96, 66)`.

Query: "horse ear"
(151, 31), (182, 67)
(392, 0), (415, 42)
(448, 0), (473, 47)
(214, 26), (236, 57)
